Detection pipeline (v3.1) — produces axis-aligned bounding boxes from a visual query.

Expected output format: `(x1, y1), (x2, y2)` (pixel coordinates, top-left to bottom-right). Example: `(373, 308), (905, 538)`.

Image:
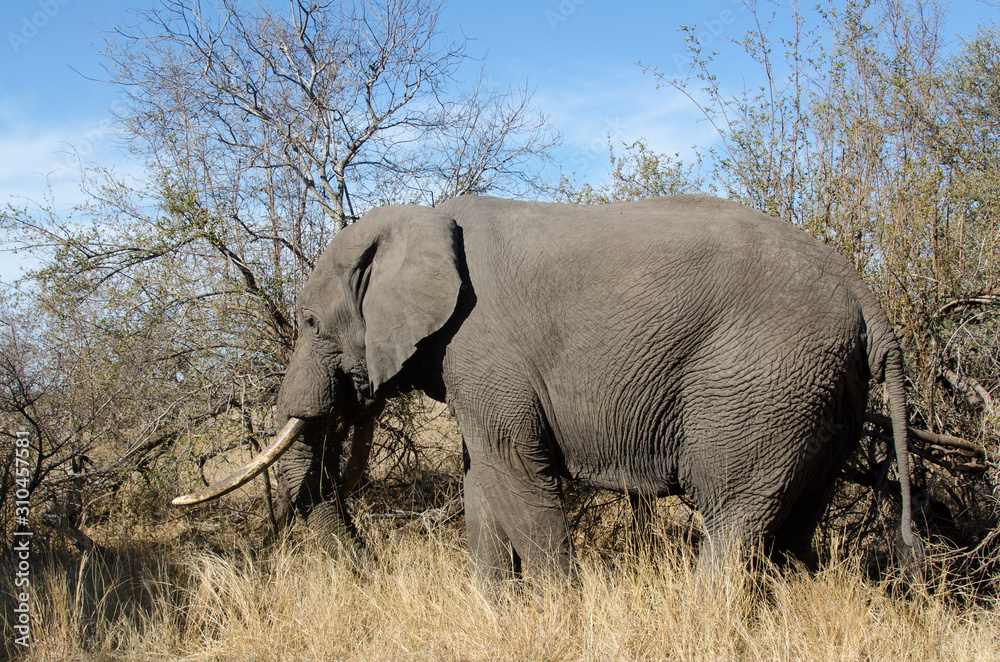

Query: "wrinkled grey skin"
(270, 414), (377, 565)
(273, 194), (916, 580)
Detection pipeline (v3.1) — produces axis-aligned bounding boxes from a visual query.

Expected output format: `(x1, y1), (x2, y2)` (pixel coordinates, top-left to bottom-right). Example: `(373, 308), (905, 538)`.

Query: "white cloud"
(0, 93), (138, 282)
(523, 62), (721, 184)
(0, 89), (131, 206)
(0, 131), (82, 205)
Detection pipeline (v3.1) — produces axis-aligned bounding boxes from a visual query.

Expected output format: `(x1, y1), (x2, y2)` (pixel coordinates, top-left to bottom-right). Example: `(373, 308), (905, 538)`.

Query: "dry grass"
(7, 399), (998, 660)
(7, 523), (1000, 662)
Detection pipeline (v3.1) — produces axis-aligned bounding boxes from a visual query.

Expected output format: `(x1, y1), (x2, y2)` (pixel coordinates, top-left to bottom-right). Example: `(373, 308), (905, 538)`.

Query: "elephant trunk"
(172, 417), (307, 506)
(340, 403), (382, 494)
(269, 412), (379, 566)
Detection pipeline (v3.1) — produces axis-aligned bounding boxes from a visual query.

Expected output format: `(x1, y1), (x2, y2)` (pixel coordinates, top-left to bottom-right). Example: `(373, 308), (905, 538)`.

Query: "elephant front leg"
(464, 469), (521, 584)
(449, 377), (573, 582)
(462, 449), (573, 582)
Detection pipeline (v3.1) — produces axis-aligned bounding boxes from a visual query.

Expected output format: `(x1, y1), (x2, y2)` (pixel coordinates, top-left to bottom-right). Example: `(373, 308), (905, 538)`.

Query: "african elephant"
(175, 194), (919, 579)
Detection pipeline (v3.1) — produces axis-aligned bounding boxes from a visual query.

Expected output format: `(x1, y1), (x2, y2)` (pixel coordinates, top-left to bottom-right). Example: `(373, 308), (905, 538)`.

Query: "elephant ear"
(358, 207), (462, 393)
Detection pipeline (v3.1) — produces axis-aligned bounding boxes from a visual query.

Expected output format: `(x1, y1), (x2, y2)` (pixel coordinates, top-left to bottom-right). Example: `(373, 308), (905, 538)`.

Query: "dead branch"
(368, 498), (463, 533)
(864, 412), (997, 463)
(935, 293), (1000, 320)
(40, 513), (96, 553)
(909, 446), (989, 474)
(941, 368), (996, 415)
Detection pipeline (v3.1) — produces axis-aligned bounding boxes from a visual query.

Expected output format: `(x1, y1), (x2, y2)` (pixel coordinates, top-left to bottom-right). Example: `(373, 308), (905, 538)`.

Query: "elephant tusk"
(171, 417), (307, 506)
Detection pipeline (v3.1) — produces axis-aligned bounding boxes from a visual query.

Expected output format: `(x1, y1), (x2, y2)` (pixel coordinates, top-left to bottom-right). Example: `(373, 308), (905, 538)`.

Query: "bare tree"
(1, 0), (557, 549)
(106, 0), (555, 231)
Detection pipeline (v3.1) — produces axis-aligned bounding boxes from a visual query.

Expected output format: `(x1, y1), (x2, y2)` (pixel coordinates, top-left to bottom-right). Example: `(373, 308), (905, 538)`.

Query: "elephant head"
(173, 206), (464, 557)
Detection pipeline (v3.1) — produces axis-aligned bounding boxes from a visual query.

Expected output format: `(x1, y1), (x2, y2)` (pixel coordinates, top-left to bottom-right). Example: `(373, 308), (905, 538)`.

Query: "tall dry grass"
(7, 523), (1000, 662)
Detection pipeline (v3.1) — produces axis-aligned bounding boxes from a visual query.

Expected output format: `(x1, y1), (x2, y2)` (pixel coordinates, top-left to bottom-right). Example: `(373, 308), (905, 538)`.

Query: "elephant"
(174, 194), (919, 580)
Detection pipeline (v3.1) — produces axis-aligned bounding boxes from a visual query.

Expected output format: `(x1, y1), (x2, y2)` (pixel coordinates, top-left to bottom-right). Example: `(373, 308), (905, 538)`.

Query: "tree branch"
(864, 412), (997, 462)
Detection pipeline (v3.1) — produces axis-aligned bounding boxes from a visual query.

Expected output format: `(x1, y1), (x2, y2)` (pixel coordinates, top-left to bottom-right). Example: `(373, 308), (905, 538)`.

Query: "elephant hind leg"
(770, 404), (864, 569)
(766, 485), (836, 570)
(693, 514), (756, 585)
(695, 478), (834, 577)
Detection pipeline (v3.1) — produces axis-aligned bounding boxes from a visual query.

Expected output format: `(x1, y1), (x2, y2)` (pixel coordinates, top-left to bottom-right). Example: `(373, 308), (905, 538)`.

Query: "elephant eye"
(303, 314), (319, 334)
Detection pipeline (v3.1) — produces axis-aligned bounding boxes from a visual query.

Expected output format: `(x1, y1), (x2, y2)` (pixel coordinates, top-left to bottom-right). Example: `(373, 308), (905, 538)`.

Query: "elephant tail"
(883, 345), (922, 560)
(863, 301), (924, 567)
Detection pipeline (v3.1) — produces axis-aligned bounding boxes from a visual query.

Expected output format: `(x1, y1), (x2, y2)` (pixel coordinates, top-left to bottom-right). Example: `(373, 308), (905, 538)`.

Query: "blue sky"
(0, 0), (996, 279)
